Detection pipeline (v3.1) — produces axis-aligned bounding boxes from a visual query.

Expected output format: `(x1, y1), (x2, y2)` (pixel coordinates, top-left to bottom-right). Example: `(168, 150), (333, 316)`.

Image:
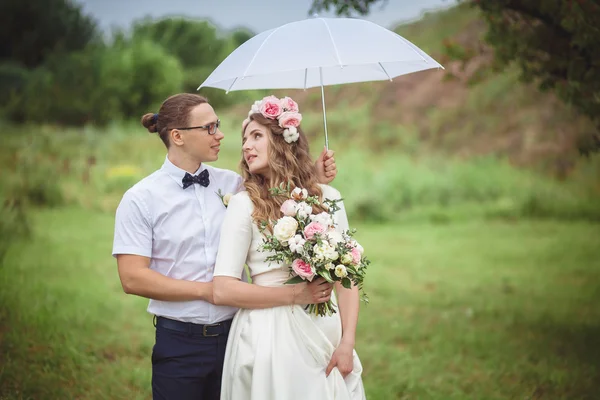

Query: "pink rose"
(303, 221), (325, 240)
(350, 247), (361, 265)
(280, 97), (299, 112)
(278, 111), (302, 128)
(259, 96), (282, 119)
(292, 259), (315, 281)
(280, 199), (297, 217)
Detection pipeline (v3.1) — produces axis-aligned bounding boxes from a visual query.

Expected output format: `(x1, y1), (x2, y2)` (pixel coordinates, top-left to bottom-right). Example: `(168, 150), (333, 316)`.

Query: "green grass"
(1, 208), (599, 399)
(0, 208), (153, 400)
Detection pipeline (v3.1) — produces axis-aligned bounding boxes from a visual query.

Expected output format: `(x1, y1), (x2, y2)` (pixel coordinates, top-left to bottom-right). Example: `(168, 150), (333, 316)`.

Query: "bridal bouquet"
(258, 184), (370, 317)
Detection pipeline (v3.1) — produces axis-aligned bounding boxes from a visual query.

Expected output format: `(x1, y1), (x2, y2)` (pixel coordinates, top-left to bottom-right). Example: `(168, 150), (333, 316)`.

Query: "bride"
(213, 96), (366, 399)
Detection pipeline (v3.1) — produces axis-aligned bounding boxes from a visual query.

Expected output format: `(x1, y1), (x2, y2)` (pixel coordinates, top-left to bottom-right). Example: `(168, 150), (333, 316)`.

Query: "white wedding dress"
(214, 184), (366, 400)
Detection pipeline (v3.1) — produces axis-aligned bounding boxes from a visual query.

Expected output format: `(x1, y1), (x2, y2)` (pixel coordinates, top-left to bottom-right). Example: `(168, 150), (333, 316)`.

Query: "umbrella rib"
(225, 77), (238, 93)
(304, 68), (308, 90)
(241, 27), (283, 78)
(319, 18), (343, 67)
(393, 33), (427, 62)
(378, 62), (393, 81)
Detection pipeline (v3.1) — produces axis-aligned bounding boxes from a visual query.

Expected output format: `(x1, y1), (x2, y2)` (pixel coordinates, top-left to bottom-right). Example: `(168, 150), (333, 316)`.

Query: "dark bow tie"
(182, 169), (210, 189)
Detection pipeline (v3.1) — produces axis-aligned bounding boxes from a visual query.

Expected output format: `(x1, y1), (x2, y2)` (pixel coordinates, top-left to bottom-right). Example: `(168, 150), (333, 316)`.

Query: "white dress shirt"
(112, 156), (243, 324)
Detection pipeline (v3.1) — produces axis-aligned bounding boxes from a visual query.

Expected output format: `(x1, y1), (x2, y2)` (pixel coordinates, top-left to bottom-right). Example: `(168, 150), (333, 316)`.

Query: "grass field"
(1, 208), (598, 399)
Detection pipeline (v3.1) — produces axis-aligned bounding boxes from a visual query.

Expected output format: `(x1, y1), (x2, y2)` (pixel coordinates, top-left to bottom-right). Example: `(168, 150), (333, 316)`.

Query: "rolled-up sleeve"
(213, 193), (253, 279)
(112, 190), (152, 258)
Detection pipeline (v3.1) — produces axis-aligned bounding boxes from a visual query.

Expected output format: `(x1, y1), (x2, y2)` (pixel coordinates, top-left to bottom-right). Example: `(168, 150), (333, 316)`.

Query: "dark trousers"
(151, 316), (232, 400)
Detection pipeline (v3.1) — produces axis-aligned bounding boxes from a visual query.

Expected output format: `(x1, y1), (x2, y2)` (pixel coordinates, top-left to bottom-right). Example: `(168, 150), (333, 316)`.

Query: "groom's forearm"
(117, 254), (213, 303)
(213, 277), (293, 308)
(124, 268), (213, 302)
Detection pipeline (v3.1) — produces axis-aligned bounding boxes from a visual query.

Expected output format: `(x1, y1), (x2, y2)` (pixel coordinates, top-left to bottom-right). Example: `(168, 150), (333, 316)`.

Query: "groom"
(112, 93), (337, 400)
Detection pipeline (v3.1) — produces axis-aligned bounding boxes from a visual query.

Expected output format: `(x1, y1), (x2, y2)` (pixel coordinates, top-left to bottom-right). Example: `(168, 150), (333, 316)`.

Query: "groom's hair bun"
(141, 113), (158, 133)
(140, 93), (208, 149)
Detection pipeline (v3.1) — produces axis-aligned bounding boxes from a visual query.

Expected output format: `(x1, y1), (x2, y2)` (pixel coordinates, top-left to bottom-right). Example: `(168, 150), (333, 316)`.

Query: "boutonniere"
(216, 189), (232, 208)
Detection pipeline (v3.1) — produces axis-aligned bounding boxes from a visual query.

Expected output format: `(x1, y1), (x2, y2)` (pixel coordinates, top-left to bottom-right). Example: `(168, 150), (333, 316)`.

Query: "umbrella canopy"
(198, 16), (444, 146)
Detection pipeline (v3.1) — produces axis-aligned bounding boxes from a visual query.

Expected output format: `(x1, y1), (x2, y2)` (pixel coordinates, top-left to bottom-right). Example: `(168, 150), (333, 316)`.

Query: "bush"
(0, 197), (30, 263)
(331, 148), (600, 224)
(12, 154), (65, 208)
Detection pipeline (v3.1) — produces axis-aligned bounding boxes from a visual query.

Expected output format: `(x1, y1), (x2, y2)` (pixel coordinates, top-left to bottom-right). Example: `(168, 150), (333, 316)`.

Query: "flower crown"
(242, 95), (302, 143)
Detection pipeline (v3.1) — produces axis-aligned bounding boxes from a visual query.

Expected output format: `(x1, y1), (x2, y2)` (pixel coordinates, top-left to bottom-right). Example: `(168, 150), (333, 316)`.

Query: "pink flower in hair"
(280, 97), (299, 112)
(278, 111), (302, 129)
(259, 96), (283, 119)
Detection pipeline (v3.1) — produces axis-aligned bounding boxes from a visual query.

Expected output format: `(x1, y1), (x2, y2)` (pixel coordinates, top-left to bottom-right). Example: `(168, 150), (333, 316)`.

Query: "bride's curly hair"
(240, 113), (327, 229)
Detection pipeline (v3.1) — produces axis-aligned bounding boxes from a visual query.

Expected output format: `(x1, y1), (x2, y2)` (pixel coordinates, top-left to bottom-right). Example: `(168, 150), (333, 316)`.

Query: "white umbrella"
(198, 16), (444, 148)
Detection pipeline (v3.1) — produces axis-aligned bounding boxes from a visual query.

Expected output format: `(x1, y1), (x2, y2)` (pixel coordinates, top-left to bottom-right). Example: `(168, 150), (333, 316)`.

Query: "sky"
(74, 0), (458, 35)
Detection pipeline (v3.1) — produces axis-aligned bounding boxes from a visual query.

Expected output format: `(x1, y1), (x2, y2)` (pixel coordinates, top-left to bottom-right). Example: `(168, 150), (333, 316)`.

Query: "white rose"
(341, 253), (353, 265)
(326, 229), (344, 246)
(334, 264), (348, 278)
(273, 216), (298, 242)
(324, 242), (339, 261)
(291, 187), (308, 201)
(328, 250), (339, 261)
(310, 212), (333, 228)
(325, 262), (335, 270)
(313, 243), (326, 261)
(314, 242), (338, 262)
(222, 193), (232, 206)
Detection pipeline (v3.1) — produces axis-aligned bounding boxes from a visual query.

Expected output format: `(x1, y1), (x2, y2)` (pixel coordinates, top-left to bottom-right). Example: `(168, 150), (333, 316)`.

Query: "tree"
(310, 0), (600, 153)
(309, 0), (385, 16)
(4, 40), (184, 126)
(132, 18), (256, 107)
(132, 18), (226, 70)
(131, 18), (230, 95)
(230, 28), (255, 48)
(473, 0), (600, 154)
(101, 38), (185, 119)
(0, 0), (98, 68)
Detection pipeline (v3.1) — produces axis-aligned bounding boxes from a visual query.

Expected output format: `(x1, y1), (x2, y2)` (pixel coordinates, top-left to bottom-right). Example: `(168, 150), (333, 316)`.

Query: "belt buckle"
(202, 323), (220, 337)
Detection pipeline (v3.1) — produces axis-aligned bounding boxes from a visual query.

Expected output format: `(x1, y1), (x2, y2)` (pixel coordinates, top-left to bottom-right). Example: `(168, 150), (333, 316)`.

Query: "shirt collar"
(162, 155), (207, 188)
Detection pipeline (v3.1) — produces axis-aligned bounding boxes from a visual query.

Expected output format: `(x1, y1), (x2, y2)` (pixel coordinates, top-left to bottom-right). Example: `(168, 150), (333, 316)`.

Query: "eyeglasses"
(173, 119), (220, 135)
